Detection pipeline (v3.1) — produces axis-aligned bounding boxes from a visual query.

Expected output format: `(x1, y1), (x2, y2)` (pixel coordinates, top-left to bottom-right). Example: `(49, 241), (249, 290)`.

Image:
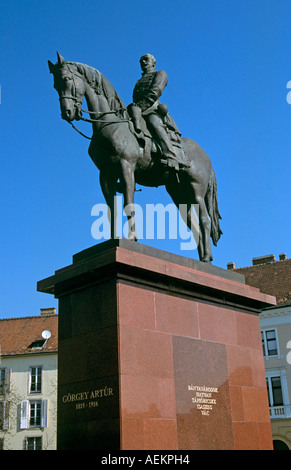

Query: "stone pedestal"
(37, 240), (276, 450)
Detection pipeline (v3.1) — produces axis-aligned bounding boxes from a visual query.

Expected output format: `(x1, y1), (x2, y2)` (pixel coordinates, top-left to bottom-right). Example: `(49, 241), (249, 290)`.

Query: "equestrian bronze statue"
(48, 52), (222, 262)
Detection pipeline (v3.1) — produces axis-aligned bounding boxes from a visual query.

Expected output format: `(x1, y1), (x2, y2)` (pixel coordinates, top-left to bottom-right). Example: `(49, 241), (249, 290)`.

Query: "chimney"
(40, 307), (56, 317)
(279, 253), (287, 261)
(227, 262), (235, 270)
(252, 254), (276, 266)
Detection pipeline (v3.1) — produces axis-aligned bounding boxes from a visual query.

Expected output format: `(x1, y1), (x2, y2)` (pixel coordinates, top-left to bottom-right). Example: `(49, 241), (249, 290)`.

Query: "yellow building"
(228, 253), (291, 450)
(0, 308), (58, 450)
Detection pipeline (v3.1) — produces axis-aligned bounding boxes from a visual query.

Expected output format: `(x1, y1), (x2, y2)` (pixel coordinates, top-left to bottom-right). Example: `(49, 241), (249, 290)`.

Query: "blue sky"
(1, 0), (290, 318)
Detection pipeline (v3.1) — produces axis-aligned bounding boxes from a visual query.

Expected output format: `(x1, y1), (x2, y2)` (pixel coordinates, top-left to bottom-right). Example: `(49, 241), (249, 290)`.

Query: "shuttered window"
(0, 401), (10, 430)
(0, 368), (11, 394)
(20, 400), (48, 429)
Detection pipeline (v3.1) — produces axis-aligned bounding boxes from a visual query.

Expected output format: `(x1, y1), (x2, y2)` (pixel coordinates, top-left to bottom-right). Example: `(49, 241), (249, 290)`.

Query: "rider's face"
(140, 55), (155, 73)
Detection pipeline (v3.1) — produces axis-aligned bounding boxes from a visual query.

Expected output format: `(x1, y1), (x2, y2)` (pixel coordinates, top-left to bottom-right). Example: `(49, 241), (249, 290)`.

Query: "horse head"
(48, 52), (85, 122)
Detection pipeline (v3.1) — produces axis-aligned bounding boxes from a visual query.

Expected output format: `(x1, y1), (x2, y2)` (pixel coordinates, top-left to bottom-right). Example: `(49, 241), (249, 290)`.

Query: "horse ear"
(57, 51), (65, 65)
(48, 60), (55, 74)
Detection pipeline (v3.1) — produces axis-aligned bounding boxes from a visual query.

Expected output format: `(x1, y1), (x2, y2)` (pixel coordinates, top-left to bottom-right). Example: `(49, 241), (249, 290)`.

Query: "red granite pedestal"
(37, 240), (276, 450)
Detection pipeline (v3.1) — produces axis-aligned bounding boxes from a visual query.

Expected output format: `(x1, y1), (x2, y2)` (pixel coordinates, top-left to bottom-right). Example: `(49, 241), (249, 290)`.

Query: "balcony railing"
(270, 405), (291, 419)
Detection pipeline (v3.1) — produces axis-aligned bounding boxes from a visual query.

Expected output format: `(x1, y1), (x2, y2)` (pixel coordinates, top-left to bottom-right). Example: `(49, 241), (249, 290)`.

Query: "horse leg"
(166, 176), (213, 262)
(193, 190), (213, 262)
(99, 171), (118, 239)
(174, 176), (212, 262)
(120, 160), (138, 241)
(166, 181), (204, 260)
(186, 203), (205, 260)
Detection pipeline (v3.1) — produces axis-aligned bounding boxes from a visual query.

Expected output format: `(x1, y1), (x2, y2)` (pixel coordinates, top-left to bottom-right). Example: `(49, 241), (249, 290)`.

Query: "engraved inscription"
(188, 384), (218, 416)
(62, 386), (114, 410)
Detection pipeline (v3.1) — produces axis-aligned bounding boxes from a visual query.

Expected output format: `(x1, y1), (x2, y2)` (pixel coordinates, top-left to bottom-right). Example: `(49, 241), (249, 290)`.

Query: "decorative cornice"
(260, 306), (291, 319)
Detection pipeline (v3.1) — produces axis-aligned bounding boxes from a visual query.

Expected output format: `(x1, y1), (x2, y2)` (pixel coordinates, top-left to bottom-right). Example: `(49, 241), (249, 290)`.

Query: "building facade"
(260, 303), (291, 450)
(228, 253), (291, 450)
(0, 309), (58, 450)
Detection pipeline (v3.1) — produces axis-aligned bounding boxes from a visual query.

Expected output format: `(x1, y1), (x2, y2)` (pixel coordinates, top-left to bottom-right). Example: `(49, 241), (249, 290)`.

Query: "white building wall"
(0, 352), (57, 450)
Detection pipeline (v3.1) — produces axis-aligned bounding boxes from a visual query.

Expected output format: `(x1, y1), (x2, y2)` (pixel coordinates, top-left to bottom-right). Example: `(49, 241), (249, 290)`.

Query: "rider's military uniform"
(133, 70), (167, 112)
(129, 69), (188, 170)
(133, 70), (181, 136)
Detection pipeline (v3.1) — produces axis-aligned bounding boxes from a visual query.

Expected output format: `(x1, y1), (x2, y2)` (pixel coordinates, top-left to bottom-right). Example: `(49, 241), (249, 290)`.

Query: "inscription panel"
(173, 337), (234, 450)
(58, 376), (119, 425)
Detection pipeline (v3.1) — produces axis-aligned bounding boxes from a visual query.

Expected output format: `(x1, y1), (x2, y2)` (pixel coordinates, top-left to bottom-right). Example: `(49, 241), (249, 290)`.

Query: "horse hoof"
(202, 256), (213, 263)
(128, 234), (138, 242)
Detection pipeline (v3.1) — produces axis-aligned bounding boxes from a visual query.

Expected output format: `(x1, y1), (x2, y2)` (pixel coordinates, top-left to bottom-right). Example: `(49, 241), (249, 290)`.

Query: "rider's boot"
(128, 104), (143, 133)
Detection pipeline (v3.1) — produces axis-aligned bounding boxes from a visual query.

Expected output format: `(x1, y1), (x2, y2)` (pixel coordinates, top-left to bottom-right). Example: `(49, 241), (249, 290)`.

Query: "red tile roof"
(0, 314), (58, 356)
(233, 258), (291, 305)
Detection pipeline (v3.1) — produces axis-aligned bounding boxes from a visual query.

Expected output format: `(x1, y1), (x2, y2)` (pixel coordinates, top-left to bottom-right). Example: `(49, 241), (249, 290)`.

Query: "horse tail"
(205, 167), (223, 246)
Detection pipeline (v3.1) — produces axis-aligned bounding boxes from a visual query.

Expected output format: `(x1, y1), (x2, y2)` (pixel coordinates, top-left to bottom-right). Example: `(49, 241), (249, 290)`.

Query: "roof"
(233, 257), (291, 305)
(0, 314), (58, 356)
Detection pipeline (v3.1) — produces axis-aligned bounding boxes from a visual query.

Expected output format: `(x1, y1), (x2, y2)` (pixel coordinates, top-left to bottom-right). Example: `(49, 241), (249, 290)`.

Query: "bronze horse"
(48, 53), (222, 262)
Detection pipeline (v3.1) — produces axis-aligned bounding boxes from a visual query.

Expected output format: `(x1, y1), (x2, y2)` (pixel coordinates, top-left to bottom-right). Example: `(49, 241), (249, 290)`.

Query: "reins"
(60, 66), (130, 139)
(69, 122), (92, 140)
(68, 109), (131, 140)
(81, 107), (126, 118)
(79, 107), (130, 123)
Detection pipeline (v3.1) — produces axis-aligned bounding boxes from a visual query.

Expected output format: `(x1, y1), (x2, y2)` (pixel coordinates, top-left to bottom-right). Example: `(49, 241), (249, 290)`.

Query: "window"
(0, 370), (5, 387)
(29, 367), (42, 393)
(266, 369), (291, 419)
(28, 340), (46, 349)
(20, 400), (48, 429)
(25, 437), (42, 450)
(0, 401), (9, 430)
(267, 376), (283, 406)
(29, 401), (42, 427)
(261, 329), (279, 357)
(0, 368), (11, 394)
(271, 377), (284, 406)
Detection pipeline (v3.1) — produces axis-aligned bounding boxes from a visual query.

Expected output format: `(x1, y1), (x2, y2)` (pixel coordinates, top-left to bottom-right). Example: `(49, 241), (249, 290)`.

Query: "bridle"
(58, 67), (130, 139)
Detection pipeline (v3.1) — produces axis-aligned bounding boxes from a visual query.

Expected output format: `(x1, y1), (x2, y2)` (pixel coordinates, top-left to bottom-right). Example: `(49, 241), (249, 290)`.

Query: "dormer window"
(28, 340), (46, 350)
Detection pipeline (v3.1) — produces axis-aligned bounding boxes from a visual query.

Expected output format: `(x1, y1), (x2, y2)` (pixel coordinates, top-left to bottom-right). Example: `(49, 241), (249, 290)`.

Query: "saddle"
(128, 111), (190, 170)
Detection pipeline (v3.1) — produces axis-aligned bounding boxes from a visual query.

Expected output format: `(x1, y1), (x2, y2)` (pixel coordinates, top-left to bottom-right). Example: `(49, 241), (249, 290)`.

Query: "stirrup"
(159, 156), (179, 171)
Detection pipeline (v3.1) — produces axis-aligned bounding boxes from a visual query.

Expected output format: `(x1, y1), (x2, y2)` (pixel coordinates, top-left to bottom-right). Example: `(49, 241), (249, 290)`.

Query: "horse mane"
(66, 61), (129, 119)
